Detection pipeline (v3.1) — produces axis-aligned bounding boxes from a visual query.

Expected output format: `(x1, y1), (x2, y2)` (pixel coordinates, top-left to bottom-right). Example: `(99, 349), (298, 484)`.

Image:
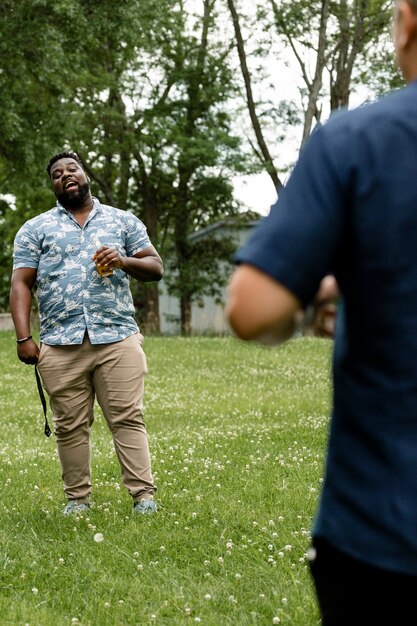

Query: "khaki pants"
(37, 333), (155, 502)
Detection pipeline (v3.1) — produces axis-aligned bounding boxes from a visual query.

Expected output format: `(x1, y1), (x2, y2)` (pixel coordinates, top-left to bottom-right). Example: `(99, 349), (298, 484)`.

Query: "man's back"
(233, 81), (417, 574)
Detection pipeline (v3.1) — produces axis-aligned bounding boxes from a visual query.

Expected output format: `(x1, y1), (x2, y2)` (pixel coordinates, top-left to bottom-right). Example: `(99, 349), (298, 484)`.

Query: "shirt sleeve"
(235, 121), (351, 308)
(12, 222), (41, 270)
(124, 213), (152, 257)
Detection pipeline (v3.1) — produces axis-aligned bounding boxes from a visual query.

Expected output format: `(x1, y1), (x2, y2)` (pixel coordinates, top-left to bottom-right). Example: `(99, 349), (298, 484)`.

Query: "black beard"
(56, 182), (90, 208)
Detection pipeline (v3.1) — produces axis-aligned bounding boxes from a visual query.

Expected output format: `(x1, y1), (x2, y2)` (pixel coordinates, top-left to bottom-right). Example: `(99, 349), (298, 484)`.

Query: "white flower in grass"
(94, 533), (104, 542)
(272, 617), (280, 624)
(71, 619), (79, 624)
(235, 573), (242, 580)
(185, 607), (191, 615)
(204, 594), (212, 600)
(31, 587), (39, 594)
(195, 618), (201, 623)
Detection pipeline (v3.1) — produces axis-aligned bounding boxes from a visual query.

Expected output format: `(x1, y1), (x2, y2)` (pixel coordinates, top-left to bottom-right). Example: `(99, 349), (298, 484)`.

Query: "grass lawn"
(0, 331), (333, 625)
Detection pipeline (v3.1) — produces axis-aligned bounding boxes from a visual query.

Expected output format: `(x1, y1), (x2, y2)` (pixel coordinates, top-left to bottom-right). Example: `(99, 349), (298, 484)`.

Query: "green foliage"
(0, 0), (398, 321)
(0, 332), (332, 625)
(0, 0), (248, 322)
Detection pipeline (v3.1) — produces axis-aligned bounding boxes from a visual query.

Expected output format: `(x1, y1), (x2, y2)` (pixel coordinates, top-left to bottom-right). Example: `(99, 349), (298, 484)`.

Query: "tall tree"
(269, 0), (331, 146)
(227, 0), (284, 193)
(1, 0), (246, 336)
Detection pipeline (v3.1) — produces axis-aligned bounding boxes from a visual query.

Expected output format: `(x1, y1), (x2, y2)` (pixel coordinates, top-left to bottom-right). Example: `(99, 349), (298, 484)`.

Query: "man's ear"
(396, 0), (417, 50)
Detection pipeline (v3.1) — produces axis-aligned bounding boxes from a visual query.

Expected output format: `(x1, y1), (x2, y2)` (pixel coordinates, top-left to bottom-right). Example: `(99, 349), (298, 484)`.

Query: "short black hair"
(46, 151), (83, 178)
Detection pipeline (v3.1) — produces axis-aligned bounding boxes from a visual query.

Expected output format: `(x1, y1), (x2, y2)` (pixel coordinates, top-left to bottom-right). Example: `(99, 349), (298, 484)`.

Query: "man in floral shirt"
(10, 151), (164, 516)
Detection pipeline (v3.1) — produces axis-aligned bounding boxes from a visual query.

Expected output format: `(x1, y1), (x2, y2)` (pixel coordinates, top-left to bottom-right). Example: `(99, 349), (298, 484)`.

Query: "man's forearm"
(10, 282), (33, 338)
(121, 255), (164, 282)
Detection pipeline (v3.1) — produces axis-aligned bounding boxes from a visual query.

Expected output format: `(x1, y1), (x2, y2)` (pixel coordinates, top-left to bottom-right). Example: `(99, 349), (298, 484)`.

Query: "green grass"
(0, 332), (333, 626)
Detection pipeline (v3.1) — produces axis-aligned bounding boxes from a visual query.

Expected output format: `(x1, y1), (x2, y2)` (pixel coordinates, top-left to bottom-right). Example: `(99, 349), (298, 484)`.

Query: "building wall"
(158, 221), (260, 335)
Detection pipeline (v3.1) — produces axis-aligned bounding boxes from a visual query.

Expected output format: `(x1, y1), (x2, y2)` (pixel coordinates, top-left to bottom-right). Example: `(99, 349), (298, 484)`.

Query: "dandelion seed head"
(94, 533), (104, 542)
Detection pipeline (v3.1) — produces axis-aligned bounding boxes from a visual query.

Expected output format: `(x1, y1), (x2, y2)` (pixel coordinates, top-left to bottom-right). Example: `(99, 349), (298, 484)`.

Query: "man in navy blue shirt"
(227, 1), (417, 623)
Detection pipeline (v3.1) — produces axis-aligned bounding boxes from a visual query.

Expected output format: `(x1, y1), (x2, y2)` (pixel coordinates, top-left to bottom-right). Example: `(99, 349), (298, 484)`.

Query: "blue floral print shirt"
(13, 198), (151, 345)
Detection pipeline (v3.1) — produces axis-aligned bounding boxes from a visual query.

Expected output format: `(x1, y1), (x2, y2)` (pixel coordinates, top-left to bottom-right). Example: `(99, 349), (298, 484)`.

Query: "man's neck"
(61, 195), (95, 226)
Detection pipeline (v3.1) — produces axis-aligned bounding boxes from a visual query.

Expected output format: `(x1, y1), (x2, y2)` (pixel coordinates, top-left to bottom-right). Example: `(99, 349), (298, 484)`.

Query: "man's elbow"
(155, 263), (164, 281)
(226, 296), (260, 341)
(150, 258), (164, 281)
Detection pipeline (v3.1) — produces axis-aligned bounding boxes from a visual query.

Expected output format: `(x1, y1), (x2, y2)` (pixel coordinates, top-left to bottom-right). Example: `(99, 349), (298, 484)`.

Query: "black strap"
(35, 366), (52, 437)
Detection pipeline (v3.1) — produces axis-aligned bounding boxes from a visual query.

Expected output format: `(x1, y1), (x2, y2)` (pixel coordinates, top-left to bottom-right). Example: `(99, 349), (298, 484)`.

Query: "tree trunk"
(301, 0), (330, 146)
(141, 283), (161, 335)
(133, 150), (162, 333)
(330, 0), (369, 111)
(180, 296), (192, 336)
(228, 0), (283, 194)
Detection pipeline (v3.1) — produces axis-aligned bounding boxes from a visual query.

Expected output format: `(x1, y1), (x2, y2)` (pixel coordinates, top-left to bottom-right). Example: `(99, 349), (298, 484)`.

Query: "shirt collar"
(56, 196), (102, 215)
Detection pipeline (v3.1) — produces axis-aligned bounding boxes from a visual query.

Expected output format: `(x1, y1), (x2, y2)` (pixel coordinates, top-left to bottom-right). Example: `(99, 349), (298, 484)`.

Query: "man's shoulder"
(19, 207), (60, 232)
(324, 85), (413, 135)
(99, 203), (144, 228)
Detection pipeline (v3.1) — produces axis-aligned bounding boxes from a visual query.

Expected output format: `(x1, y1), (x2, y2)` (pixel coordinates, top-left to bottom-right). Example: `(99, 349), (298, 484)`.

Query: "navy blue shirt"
(236, 80), (417, 575)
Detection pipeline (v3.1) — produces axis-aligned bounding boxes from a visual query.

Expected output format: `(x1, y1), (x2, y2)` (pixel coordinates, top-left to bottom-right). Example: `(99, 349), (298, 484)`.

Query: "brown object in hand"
(94, 237), (113, 277)
(96, 263), (113, 277)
